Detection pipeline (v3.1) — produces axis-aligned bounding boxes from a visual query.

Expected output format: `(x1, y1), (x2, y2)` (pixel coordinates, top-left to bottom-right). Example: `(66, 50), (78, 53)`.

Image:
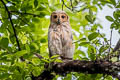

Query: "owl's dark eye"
(61, 15), (65, 18)
(53, 15), (57, 18)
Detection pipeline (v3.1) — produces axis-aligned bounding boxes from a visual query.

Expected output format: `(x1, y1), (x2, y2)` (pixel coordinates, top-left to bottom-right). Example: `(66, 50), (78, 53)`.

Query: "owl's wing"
(61, 24), (75, 59)
(48, 27), (52, 57)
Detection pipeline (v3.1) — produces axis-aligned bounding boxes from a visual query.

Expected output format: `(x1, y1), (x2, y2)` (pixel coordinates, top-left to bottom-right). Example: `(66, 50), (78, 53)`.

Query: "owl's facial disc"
(51, 12), (68, 25)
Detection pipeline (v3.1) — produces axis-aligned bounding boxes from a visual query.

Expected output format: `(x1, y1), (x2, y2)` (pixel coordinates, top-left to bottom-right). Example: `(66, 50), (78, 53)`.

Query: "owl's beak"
(57, 18), (60, 25)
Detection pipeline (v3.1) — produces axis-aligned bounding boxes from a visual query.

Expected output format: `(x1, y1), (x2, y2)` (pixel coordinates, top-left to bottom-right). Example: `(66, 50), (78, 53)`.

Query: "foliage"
(0, 0), (119, 80)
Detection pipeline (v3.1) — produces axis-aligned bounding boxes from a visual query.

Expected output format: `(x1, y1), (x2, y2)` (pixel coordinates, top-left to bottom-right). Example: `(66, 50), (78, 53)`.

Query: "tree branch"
(32, 60), (120, 80)
(32, 36), (120, 80)
(1, 0), (24, 61)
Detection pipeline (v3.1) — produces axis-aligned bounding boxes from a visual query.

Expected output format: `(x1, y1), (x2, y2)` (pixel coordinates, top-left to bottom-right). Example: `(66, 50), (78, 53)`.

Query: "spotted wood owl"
(48, 10), (75, 59)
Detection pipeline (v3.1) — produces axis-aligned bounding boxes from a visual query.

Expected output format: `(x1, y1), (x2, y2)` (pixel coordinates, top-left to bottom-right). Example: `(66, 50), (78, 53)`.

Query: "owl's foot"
(60, 56), (73, 60)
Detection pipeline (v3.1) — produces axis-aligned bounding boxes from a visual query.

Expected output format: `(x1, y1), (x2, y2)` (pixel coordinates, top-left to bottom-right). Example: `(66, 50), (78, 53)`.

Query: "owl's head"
(50, 10), (69, 25)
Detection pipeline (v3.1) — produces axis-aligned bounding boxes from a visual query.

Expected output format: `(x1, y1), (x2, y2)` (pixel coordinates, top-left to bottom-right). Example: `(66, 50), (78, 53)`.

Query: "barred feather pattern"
(48, 21), (75, 59)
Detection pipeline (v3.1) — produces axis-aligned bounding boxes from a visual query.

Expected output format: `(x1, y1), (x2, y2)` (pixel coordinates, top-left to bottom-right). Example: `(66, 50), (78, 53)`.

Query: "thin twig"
(1, 0), (24, 61)
(109, 29), (113, 52)
(10, 11), (41, 17)
(73, 39), (81, 43)
(62, 4), (64, 11)
(98, 30), (109, 45)
(108, 29), (113, 60)
(70, 0), (73, 11)
(98, 30), (111, 60)
(35, 53), (43, 59)
(113, 39), (120, 52)
(61, 0), (72, 11)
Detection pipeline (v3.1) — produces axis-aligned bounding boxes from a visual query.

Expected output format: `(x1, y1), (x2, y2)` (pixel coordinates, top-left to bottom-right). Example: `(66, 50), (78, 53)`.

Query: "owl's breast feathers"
(49, 22), (73, 46)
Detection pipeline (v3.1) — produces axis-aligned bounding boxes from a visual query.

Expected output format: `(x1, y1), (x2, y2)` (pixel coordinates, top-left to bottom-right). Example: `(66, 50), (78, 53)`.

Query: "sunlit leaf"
(55, 59), (62, 62)
(25, 44), (30, 53)
(51, 55), (60, 59)
(32, 67), (41, 76)
(88, 32), (99, 41)
(79, 42), (90, 46)
(111, 57), (117, 62)
(106, 16), (114, 22)
(41, 59), (49, 63)
(14, 50), (27, 58)
(77, 50), (86, 57)
(99, 45), (109, 54)
(89, 9), (93, 17)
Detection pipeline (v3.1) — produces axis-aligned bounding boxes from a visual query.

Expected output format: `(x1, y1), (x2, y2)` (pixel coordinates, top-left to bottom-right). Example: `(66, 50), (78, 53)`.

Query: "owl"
(48, 10), (75, 59)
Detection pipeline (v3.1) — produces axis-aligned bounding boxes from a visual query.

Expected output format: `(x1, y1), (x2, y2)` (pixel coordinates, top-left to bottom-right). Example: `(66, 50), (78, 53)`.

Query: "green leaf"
(113, 11), (117, 19)
(88, 45), (96, 60)
(36, 6), (46, 11)
(39, 12), (46, 17)
(88, 32), (99, 41)
(9, 34), (16, 44)
(89, 53), (96, 60)
(106, 16), (114, 22)
(73, 38), (86, 43)
(63, 74), (72, 80)
(110, 0), (116, 6)
(99, 45), (109, 54)
(30, 43), (39, 51)
(0, 73), (10, 79)
(0, 38), (9, 48)
(111, 57), (117, 62)
(55, 59), (62, 62)
(41, 59), (49, 63)
(77, 50), (86, 57)
(85, 15), (93, 23)
(110, 23), (115, 29)
(32, 67), (41, 76)
(79, 38), (86, 41)
(14, 50), (27, 58)
(79, 42), (90, 46)
(116, 4), (120, 8)
(34, 0), (38, 8)
(51, 55), (60, 59)
(32, 58), (41, 65)
(25, 44), (30, 53)
(40, 38), (46, 43)
(89, 9), (93, 17)
(0, 23), (7, 33)
(32, 18), (40, 22)
(88, 45), (96, 54)
(15, 62), (26, 69)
